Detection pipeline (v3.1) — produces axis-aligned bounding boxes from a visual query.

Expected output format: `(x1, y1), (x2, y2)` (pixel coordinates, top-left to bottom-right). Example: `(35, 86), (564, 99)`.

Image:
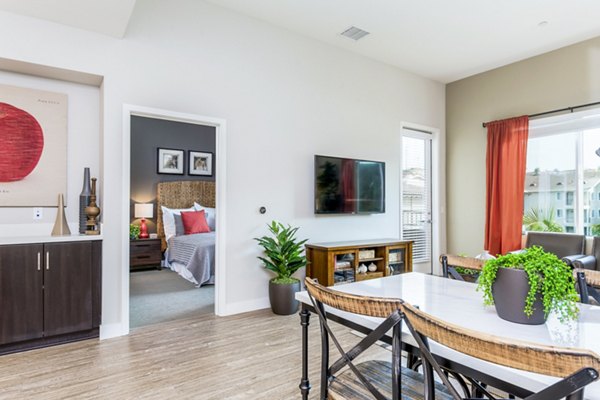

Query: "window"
(524, 107), (600, 235)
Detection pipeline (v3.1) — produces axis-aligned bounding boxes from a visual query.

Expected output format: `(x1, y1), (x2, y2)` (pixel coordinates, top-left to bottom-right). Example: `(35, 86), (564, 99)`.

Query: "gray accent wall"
(130, 116), (216, 233)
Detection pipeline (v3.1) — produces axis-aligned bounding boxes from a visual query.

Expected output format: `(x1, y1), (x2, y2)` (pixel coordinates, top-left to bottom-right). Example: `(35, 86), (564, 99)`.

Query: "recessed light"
(538, 21), (549, 27)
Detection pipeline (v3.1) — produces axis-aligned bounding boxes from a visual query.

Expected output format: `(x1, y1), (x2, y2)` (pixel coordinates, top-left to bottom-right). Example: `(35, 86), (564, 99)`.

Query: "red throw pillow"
(180, 210), (211, 234)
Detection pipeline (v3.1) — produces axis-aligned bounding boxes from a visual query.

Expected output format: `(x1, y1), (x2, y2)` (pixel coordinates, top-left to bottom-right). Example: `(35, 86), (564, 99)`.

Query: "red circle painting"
(0, 102), (44, 182)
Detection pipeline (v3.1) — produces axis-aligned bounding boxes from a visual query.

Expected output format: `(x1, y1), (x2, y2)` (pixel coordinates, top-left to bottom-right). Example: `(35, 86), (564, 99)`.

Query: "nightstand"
(130, 238), (162, 271)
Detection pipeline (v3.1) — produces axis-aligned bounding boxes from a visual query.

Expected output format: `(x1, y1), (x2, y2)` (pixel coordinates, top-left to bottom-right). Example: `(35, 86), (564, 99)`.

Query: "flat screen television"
(314, 155), (385, 214)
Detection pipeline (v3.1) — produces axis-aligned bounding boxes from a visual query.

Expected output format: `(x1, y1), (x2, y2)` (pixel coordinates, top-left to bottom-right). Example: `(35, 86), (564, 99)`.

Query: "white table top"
(296, 272), (600, 399)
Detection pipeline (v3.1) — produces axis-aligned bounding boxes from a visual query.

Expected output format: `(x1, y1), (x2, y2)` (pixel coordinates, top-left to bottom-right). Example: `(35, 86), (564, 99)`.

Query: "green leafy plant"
(592, 224), (600, 237)
(523, 207), (564, 232)
(129, 224), (140, 240)
(255, 221), (308, 285)
(477, 246), (579, 322)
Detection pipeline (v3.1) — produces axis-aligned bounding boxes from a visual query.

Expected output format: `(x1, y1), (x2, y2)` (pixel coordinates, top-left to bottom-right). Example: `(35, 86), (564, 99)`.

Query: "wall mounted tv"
(314, 155), (385, 214)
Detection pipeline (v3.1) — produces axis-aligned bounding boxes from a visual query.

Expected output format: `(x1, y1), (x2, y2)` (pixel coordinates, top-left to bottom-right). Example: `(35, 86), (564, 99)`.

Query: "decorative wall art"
(0, 84), (68, 207)
(157, 148), (184, 175)
(188, 151), (213, 176)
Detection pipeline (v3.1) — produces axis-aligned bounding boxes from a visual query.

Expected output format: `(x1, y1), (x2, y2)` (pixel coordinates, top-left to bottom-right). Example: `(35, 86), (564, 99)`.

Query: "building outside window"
(523, 108), (600, 236)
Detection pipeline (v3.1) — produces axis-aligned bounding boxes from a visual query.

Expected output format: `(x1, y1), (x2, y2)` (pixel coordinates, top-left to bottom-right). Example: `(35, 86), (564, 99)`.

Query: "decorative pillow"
(173, 214), (185, 236)
(194, 202), (216, 231)
(161, 205), (197, 241)
(181, 210), (211, 235)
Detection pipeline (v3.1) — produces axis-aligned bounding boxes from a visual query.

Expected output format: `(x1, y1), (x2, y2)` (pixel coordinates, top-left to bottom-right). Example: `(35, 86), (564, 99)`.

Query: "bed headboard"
(157, 181), (216, 251)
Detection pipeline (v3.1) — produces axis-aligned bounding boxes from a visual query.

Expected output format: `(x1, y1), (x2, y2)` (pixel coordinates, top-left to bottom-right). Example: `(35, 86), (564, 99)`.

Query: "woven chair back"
(400, 302), (600, 378)
(304, 278), (402, 318)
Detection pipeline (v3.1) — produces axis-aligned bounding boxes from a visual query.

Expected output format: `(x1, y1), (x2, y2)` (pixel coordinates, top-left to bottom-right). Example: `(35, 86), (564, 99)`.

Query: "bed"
(157, 181), (216, 286)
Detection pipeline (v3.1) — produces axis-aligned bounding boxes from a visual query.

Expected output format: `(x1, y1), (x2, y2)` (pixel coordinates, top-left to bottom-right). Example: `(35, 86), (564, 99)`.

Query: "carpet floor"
(129, 268), (214, 329)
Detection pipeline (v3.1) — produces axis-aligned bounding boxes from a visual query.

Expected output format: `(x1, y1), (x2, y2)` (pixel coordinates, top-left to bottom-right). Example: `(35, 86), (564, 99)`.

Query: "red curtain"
(484, 116), (529, 256)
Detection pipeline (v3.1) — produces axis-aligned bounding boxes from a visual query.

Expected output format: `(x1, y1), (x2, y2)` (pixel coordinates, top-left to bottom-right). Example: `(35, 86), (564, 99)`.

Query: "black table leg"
(299, 306), (311, 399)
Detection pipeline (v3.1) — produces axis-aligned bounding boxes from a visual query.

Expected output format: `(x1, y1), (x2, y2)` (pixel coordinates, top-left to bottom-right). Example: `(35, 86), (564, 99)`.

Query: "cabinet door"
(0, 244), (44, 344)
(43, 242), (93, 336)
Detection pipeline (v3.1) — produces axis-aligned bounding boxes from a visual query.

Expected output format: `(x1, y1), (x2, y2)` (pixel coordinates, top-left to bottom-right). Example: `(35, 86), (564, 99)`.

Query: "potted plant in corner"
(255, 221), (308, 315)
(478, 246), (579, 325)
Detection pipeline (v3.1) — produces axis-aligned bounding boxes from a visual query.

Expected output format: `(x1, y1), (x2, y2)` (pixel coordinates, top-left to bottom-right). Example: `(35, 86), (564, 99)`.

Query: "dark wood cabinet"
(0, 244), (44, 345)
(43, 242), (93, 337)
(130, 238), (162, 271)
(0, 240), (102, 355)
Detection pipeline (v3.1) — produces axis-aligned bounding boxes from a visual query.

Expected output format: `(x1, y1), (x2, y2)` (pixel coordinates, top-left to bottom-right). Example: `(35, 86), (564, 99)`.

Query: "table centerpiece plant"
(477, 246), (579, 325)
(255, 221), (308, 315)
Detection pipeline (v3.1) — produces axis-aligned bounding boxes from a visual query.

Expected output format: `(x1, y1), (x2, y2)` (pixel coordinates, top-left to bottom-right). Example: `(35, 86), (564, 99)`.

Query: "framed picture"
(189, 151), (213, 176)
(0, 84), (68, 206)
(157, 148), (184, 175)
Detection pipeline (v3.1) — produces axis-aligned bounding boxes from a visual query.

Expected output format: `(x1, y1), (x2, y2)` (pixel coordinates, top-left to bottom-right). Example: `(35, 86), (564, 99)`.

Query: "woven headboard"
(157, 180), (216, 251)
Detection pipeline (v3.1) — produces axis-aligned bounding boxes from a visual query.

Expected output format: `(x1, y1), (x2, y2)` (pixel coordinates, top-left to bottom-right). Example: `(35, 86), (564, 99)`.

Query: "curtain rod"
(481, 101), (600, 128)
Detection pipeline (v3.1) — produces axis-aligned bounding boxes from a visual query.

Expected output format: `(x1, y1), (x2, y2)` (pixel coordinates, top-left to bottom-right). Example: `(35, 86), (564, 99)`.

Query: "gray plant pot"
(492, 267), (546, 325)
(269, 280), (300, 315)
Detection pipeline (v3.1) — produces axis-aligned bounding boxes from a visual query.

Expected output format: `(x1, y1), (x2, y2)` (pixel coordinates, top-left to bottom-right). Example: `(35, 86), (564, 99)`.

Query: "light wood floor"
(0, 309), (388, 399)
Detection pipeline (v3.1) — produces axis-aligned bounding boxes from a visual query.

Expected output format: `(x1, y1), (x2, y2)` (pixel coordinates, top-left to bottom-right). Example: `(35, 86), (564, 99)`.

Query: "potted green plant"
(129, 224), (140, 240)
(477, 246), (579, 324)
(255, 221), (308, 315)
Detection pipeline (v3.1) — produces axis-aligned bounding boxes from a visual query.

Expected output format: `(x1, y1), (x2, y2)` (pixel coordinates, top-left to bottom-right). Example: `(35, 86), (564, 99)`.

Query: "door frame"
(400, 122), (444, 275)
(121, 104), (227, 334)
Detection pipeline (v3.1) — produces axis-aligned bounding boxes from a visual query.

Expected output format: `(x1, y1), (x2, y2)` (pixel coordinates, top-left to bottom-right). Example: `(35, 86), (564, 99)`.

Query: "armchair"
(525, 232), (585, 266)
(572, 236), (600, 271)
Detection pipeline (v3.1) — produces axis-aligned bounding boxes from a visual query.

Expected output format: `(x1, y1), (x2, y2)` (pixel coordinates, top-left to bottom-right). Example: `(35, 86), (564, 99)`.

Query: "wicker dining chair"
(400, 301), (600, 400)
(440, 255), (484, 282)
(575, 268), (600, 305)
(304, 278), (453, 400)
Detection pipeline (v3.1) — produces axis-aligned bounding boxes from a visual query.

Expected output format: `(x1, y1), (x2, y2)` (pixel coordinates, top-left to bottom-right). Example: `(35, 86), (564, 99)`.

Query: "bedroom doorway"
(122, 105), (226, 334)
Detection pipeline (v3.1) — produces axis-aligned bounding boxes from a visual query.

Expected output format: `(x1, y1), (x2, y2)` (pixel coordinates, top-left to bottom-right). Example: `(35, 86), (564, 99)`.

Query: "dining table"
(295, 272), (600, 399)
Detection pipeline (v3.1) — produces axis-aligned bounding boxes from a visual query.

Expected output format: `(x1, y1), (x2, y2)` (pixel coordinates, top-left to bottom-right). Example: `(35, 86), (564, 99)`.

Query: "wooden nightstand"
(130, 238), (162, 271)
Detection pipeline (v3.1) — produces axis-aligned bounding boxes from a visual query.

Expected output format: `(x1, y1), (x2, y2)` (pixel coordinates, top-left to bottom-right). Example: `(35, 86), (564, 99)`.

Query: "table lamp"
(134, 203), (153, 239)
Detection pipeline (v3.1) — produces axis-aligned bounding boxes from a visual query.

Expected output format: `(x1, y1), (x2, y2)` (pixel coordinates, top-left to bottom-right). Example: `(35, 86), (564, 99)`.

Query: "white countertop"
(0, 234), (103, 245)
(297, 272), (600, 399)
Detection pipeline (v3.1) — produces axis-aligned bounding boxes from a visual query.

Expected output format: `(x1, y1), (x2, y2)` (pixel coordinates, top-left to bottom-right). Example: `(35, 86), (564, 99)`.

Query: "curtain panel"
(484, 116), (529, 255)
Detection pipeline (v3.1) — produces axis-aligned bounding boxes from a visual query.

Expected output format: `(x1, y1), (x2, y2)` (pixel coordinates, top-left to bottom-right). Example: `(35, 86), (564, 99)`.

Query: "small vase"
(51, 194), (71, 236)
(85, 177), (101, 235)
(79, 168), (91, 234)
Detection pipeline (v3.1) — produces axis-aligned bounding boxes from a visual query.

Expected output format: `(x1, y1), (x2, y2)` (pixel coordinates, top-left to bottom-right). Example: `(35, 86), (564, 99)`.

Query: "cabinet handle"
(46, 251), (50, 270)
(37, 252), (41, 271)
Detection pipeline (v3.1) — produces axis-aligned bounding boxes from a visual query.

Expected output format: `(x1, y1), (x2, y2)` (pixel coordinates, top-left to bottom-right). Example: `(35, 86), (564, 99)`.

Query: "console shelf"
(305, 239), (413, 286)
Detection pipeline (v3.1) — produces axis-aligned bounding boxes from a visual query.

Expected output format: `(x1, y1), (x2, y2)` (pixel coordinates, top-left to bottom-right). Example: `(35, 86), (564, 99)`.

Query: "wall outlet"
(33, 208), (43, 220)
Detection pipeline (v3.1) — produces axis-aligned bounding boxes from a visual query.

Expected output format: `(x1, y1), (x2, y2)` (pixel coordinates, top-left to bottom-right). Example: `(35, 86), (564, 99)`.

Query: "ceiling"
(1, 0), (599, 82)
(0, 0), (136, 38)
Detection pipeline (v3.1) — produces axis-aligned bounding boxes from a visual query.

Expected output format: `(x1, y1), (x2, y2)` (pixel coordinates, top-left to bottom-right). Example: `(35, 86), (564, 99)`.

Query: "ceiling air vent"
(340, 26), (370, 41)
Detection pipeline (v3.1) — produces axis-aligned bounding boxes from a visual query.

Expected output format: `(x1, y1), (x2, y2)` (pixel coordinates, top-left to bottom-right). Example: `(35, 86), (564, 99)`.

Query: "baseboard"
(99, 322), (126, 340)
(219, 297), (270, 316)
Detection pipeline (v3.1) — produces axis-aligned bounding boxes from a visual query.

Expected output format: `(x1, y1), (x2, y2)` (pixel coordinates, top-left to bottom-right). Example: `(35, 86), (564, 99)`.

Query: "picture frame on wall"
(188, 151), (213, 176)
(157, 148), (184, 175)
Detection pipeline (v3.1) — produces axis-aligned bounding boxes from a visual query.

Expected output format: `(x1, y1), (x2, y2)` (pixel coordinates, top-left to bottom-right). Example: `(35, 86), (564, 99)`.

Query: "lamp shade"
(134, 203), (154, 219)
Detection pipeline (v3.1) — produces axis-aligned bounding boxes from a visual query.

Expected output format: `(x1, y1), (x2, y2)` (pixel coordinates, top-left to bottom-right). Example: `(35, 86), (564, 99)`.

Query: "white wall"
(0, 0), (445, 333)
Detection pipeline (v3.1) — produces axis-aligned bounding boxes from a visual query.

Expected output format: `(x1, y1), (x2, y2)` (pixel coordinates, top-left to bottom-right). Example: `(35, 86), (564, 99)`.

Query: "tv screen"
(314, 155), (385, 214)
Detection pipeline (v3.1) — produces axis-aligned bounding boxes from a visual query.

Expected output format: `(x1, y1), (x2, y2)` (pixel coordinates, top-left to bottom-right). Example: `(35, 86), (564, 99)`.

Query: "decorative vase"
(357, 264), (367, 274)
(368, 263), (377, 272)
(492, 267), (546, 325)
(269, 280), (300, 315)
(79, 167), (91, 234)
(85, 177), (101, 235)
(51, 194), (71, 236)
